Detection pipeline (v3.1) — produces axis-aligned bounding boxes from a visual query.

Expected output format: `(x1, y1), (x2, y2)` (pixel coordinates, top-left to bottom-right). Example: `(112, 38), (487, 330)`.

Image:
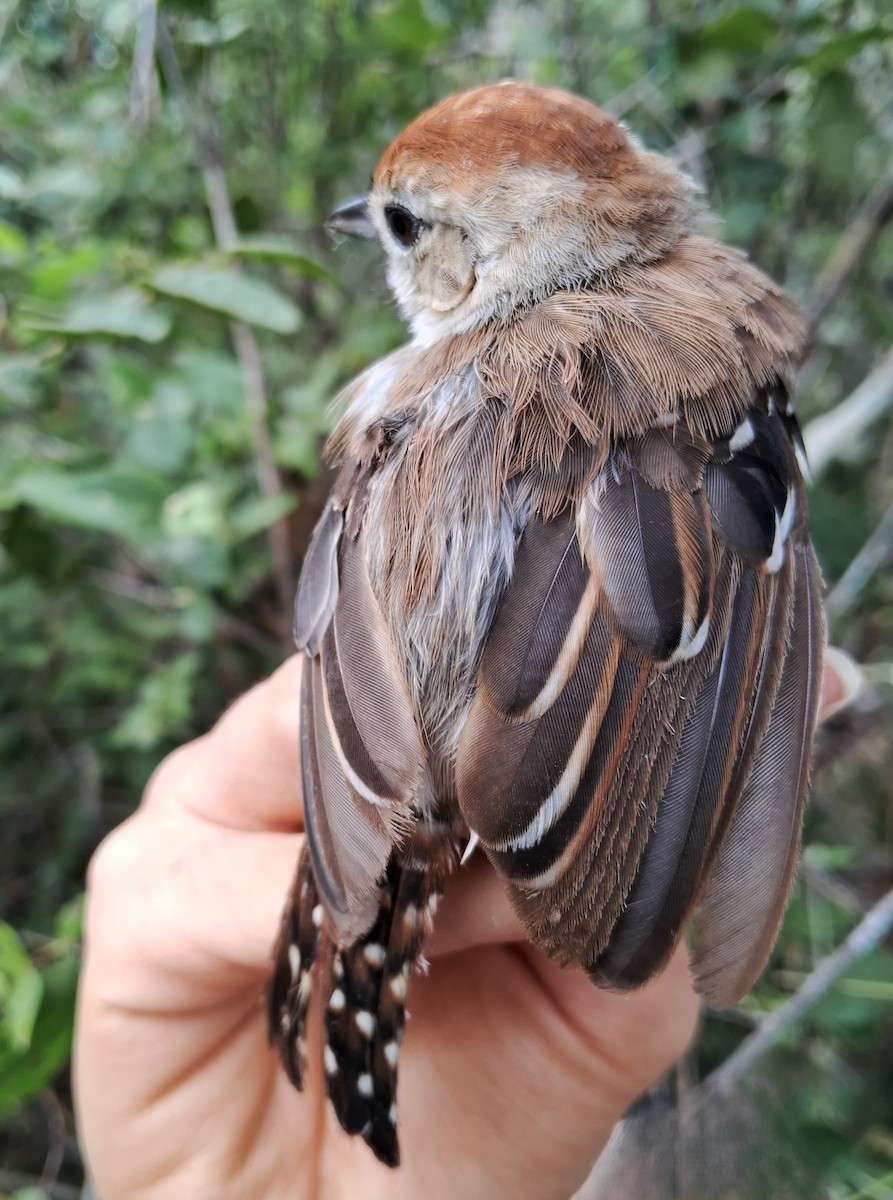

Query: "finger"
(390, 942), (699, 1200)
(145, 655), (304, 833)
(429, 855), (525, 956)
(84, 809), (303, 1009)
(819, 646), (862, 722)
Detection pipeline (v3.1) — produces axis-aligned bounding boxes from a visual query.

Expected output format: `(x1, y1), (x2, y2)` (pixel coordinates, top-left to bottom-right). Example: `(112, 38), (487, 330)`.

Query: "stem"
(706, 887), (893, 1094)
(825, 499), (893, 622)
(802, 343), (893, 479)
(806, 164), (893, 346)
(130, 0), (158, 128)
(155, 18), (294, 639)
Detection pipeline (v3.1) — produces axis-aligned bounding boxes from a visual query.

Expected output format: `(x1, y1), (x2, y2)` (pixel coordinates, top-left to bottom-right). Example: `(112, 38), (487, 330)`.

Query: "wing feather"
(595, 552), (791, 987)
(457, 403), (821, 1003)
(693, 543), (823, 1004)
(294, 499), (343, 655)
(295, 490), (424, 943)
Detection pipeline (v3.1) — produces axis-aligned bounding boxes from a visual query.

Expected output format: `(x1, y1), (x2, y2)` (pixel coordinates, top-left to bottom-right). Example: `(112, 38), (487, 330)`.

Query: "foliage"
(1, 0), (892, 1194)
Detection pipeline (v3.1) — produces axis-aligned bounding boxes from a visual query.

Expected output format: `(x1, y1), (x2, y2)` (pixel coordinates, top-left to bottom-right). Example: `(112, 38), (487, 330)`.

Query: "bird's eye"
(384, 204), (424, 249)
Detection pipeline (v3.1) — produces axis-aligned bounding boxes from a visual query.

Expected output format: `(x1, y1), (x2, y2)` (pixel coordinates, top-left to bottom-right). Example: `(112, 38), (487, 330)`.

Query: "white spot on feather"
(311, 904), (323, 929)
(384, 1041), (399, 1068)
(354, 1010), (376, 1039)
(766, 489), (796, 574)
(389, 973), (407, 1002)
(363, 942), (386, 967)
(288, 944), (301, 980)
(357, 1073), (374, 1098)
(669, 615), (711, 664)
(793, 439), (811, 483)
(328, 988), (346, 1013)
(323, 1046), (338, 1076)
(729, 418), (755, 452)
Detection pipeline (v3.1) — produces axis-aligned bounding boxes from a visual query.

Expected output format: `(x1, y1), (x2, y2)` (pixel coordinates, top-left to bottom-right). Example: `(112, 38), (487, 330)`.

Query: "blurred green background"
(1, 0), (891, 1196)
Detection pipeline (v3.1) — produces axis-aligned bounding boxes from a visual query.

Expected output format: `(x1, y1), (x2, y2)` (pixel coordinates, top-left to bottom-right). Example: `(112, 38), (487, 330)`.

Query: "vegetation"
(1, 0), (891, 1195)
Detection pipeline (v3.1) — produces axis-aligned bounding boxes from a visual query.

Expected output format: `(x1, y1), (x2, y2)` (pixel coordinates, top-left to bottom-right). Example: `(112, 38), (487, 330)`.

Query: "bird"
(267, 81), (824, 1169)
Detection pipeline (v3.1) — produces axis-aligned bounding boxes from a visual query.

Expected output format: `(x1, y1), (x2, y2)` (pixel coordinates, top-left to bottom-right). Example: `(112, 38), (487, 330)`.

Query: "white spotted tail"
(269, 848), (443, 1166)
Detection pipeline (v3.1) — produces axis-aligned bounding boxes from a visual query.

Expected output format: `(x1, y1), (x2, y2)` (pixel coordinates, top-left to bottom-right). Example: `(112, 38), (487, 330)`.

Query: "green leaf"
(27, 242), (107, 301)
(10, 469), (168, 540)
(4, 964), (44, 1053)
(54, 897), (83, 945)
(697, 7), (778, 55)
(150, 265), (302, 333)
(369, 0), (449, 53)
(179, 14), (251, 45)
(230, 491), (297, 541)
(806, 69), (867, 191)
(0, 924), (31, 980)
(112, 653), (201, 750)
(230, 236), (338, 283)
(0, 355), (49, 408)
(0, 218), (28, 263)
(25, 162), (104, 205)
(124, 382), (195, 474)
(20, 289), (171, 343)
(0, 953), (78, 1118)
(797, 27), (889, 75)
(162, 481), (229, 540)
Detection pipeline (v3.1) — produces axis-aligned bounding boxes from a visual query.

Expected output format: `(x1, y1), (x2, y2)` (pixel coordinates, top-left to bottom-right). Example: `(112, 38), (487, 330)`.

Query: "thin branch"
(130, 0), (158, 128)
(39, 1087), (66, 1192)
(706, 886), (893, 1095)
(825, 498), (893, 622)
(806, 163), (893, 344)
(155, 18), (293, 639)
(802, 343), (893, 479)
(88, 568), (283, 657)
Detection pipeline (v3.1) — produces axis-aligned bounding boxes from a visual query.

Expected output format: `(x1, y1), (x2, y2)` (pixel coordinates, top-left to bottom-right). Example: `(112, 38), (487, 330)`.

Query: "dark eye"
(384, 204), (424, 249)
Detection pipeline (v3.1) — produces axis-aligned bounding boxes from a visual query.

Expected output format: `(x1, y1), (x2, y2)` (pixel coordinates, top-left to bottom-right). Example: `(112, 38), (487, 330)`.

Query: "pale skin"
(74, 655), (841, 1200)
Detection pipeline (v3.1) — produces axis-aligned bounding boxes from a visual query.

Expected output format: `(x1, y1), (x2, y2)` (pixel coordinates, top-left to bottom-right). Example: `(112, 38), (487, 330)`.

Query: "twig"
(706, 886), (893, 1095)
(825, 499), (893, 622)
(0, 0), (19, 48)
(155, 19), (293, 640)
(39, 1088), (66, 1192)
(88, 568), (283, 656)
(801, 855), (864, 915)
(806, 163), (893, 344)
(802, 343), (893, 479)
(130, 0), (158, 128)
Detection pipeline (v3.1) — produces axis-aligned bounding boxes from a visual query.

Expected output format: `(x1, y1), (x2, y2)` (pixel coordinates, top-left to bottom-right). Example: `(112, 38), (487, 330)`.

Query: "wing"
(293, 490), (424, 944)
(455, 390), (823, 1007)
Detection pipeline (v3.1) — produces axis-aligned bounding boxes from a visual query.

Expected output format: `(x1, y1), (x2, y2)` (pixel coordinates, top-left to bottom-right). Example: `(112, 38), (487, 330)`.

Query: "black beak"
(325, 194), (377, 240)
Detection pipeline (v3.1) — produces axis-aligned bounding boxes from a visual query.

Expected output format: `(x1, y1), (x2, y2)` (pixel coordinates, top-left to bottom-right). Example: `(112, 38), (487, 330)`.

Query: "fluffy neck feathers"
(331, 234), (805, 499)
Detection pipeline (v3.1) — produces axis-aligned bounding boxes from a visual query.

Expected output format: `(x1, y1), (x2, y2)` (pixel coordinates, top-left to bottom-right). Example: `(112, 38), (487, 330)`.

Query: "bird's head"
(326, 82), (700, 344)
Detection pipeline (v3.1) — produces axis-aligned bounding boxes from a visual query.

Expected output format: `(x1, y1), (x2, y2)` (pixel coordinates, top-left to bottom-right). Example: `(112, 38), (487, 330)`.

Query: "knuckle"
(84, 818), (144, 912)
(141, 737), (209, 813)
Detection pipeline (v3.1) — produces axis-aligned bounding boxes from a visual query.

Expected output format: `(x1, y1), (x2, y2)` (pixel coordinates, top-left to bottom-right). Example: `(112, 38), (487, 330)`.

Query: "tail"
(268, 844), (323, 1088)
(269, 849), (443, 1167)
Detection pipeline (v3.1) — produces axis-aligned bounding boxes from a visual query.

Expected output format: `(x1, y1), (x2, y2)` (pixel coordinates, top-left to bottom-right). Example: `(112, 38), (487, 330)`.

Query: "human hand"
(74, 654), (844, 1200)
